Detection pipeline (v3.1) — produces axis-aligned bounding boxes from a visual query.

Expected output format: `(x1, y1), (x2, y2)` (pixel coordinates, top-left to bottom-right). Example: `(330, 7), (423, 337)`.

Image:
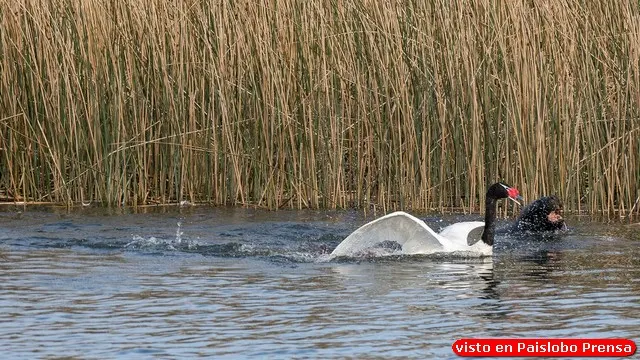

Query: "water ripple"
(1, 209), (639, 358)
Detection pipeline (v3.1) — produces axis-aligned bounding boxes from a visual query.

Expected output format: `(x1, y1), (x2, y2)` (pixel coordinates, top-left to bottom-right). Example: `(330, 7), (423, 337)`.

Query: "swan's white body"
(330, 211), (491, 257)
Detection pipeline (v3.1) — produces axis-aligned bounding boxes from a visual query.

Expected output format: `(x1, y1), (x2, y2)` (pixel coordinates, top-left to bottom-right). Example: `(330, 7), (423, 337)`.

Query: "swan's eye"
(507, 188), (520, 199)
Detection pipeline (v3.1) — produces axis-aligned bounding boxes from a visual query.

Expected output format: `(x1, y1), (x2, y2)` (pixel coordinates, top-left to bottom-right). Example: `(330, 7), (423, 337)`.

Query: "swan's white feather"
(331, 212), (492, 257)
(438, 221), (489, 252)
(331, 211), (445, 256)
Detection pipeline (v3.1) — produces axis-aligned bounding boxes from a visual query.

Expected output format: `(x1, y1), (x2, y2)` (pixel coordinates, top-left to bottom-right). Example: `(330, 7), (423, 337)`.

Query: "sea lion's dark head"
(514, 195), (566, 233)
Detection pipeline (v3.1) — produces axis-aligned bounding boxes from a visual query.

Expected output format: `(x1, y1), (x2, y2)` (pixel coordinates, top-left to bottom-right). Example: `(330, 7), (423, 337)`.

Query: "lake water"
(1, 206), (639, 359)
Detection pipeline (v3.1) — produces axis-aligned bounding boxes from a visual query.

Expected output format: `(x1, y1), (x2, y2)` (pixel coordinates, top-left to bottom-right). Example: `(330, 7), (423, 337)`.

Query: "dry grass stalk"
(0, 0), (638, 215)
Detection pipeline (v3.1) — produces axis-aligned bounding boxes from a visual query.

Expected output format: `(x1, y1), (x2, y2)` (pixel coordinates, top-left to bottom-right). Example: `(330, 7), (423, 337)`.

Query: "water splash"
(124, 221), (197, 251)
(124, 235), (175, 250)
(175, 221), (184, 246)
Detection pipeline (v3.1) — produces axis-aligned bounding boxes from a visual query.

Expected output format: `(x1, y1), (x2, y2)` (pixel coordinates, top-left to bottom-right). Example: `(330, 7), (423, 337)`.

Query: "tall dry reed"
(0, 0), (638, 215)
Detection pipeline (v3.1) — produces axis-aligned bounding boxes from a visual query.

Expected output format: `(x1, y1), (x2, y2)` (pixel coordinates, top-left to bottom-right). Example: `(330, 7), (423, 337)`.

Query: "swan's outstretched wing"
(330, 211), (446, 257)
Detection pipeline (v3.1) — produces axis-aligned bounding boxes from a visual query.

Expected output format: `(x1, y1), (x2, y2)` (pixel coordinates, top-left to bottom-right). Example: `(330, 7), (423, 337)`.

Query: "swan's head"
(514, 195), (566, 232)
(489, 182), (524, 205)
(481, 182), (524, 246)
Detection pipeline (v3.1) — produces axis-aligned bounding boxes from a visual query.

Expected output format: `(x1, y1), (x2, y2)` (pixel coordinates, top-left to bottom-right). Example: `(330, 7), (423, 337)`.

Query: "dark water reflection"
(0, 207), (639, 359)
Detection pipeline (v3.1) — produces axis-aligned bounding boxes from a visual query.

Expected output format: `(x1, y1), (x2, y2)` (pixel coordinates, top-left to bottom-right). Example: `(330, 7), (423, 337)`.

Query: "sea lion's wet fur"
(510, 195), (566, 233)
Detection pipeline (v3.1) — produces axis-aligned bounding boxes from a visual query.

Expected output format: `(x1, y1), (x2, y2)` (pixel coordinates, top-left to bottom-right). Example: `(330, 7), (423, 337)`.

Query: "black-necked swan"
(330, 182), (523, 257)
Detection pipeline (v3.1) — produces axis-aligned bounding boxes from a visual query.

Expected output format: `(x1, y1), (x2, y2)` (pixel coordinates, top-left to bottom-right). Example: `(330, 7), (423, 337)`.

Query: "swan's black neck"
(481, 197), (498, 246)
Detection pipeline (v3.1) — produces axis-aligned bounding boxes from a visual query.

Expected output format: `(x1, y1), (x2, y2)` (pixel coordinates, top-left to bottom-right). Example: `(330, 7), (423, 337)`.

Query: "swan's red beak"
(507, 187), (524, 206)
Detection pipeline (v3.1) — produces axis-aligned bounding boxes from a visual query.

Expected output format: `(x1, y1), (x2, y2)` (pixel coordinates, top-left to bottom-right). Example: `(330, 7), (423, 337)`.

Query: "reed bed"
(0, 0), (638, 215)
